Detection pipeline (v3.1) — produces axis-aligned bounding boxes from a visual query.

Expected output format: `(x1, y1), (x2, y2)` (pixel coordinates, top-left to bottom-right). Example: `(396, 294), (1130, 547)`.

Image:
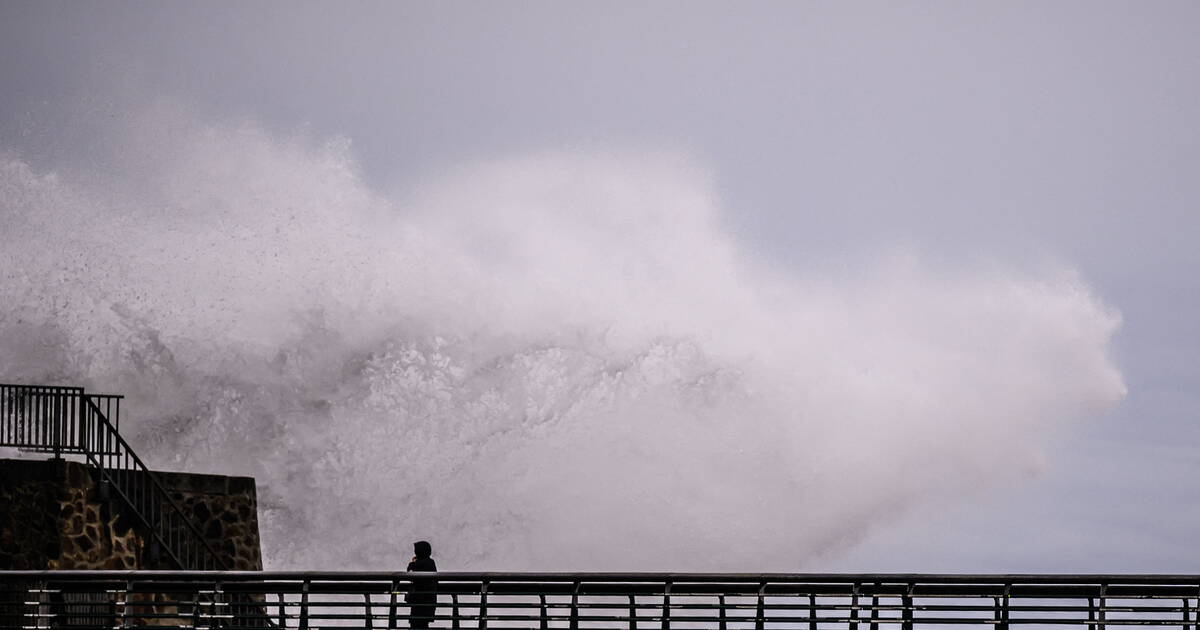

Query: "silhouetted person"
(406, 540), (438, 628)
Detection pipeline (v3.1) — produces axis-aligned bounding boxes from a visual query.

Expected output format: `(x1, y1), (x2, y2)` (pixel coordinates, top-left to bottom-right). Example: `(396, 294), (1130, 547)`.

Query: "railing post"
(52, 389), (62, 460)
(627, 594), (636, 630)
(719, 594), (727, 630)
(541, 594), (550, 630)
(148, 536), (161, 566)
(870, 584), (879, 630)
(809, 593), (817, 630)
(122, 579), (132, 629)
(452, 593), (460, 630)
(192, 588), (203, 629)
(755, 582), (766, 630)
(902, 584), (913, 630)
(212, 581), (225, 630)
(661, 582), (672, 630)
(298, 580), (309, 630)
(850, 583), (859, 630)
(479, 579), (489, 630)
(388, 579), (398, 629)
(1000, 584), (1011, 630)
(570, 581), (580, 630)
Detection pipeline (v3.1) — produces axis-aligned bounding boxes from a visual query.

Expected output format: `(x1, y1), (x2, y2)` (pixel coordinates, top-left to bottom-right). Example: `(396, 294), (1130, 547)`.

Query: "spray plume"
(0, 107), (1125, 570)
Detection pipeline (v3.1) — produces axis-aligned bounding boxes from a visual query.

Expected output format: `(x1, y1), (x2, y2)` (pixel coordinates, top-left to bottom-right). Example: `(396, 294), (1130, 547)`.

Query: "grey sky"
(2, 1), (1198, 570)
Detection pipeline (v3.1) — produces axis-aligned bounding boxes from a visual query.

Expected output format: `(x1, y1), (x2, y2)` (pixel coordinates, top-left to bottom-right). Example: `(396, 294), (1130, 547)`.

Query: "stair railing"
(80, 395), (229, 570)
(0, 383), (228, 570)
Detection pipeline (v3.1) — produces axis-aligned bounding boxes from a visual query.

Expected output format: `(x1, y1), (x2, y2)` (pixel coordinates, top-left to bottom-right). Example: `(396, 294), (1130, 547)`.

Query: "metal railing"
(3, 572), (1200, 629)
(0, 383), (228, 570)
(0, 384), (101, 457)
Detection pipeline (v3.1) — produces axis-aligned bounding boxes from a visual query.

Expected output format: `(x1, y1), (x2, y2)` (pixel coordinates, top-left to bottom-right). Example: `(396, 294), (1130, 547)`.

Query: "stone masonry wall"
(0, 458), (262, 570)
(156, 467), (263, 571)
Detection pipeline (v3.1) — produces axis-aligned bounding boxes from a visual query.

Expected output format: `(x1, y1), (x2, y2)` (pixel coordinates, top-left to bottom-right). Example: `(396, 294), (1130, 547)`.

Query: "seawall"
(0, 458), (262, 570)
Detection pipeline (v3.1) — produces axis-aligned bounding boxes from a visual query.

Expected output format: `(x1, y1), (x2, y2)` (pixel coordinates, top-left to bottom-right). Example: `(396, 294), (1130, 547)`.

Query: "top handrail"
(5, 570), (1200, 583)
(0, 382), (88, 392)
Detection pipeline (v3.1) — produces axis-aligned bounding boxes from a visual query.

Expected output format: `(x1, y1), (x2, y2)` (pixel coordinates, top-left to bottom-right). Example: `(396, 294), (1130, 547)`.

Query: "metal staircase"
(0, 383), (228, 570)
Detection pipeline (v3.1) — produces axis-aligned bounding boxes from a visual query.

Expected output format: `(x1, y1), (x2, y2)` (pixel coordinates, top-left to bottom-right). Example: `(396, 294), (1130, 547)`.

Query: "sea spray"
(0, 109), (1126, 570)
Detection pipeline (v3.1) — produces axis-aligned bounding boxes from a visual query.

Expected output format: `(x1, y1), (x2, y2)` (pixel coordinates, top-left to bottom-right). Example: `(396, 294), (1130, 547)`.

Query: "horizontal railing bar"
(0, 383), (87, 391)
(13, 571), (1200, 582)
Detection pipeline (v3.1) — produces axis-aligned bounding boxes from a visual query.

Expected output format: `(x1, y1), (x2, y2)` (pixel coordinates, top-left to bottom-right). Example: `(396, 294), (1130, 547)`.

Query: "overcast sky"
(2, 1), (1198, 571)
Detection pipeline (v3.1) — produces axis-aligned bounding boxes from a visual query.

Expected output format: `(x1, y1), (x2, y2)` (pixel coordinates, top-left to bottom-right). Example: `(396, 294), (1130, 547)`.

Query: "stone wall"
(0, 458), (262, 570)
(157, 467), (263, 571)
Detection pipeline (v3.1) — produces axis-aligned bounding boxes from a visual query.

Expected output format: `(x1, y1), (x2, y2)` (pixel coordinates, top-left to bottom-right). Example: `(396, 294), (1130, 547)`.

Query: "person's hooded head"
(414, 540), (433, 559)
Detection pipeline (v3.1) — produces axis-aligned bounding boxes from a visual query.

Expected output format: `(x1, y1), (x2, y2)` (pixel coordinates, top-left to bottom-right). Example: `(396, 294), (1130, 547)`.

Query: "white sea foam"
(0, 108), (1125, 570)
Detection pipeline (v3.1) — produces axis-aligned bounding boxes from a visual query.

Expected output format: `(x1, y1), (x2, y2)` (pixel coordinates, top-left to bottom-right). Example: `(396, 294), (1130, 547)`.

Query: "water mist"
(0, 108), (1125, 570)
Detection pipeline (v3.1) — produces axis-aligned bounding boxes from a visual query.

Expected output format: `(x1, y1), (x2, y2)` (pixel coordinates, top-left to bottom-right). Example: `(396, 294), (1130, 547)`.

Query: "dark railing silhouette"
(0, 384), (100, 457)
(3, 572), (1200, 628)
(0, 383), (228, 570)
